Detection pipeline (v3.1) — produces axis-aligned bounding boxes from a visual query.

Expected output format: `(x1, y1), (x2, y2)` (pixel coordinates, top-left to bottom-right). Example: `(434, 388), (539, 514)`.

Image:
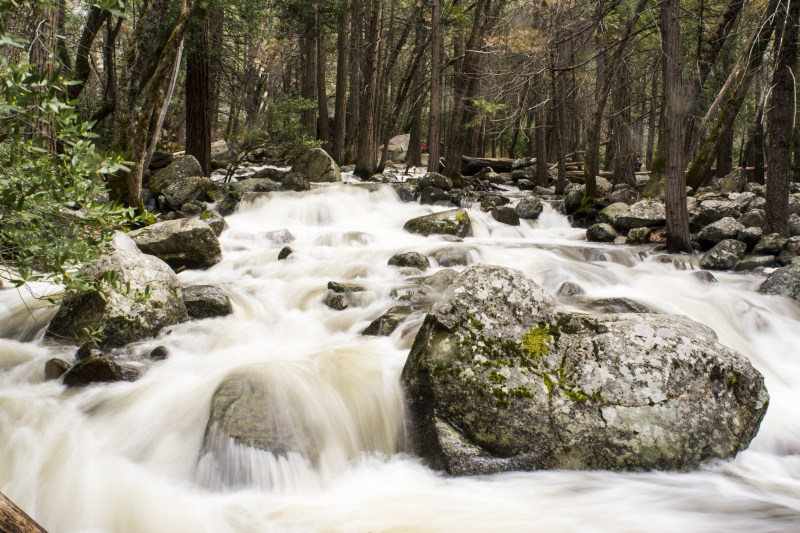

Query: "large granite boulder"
(403, 209), (472, 238)
(720, 167), (746, 194)
(183, 285), (233, 319)
(129, 218), (222, 270)
(149, 155), (204, 195)
(516, 197), (543, 220)
(697, 199), (741, 226)
(586, 223), (618, 243)
(700, 239), (747, 270)
(758, 263), (800, 304)
(229, 178), (282, 194)
(419, 172), (453, 191)
(614, 200), (666, 230)
(46, 233), (188, 348)
(401, 265), (768, 475)
(598, 202), (630, 226)
(160, 176), (217, 211)
(698, 217), (746, 247)
(290, 147), (341, 183)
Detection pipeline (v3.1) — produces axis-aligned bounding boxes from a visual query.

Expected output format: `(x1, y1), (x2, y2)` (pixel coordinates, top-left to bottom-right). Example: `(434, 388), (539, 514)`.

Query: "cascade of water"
(1, 182), (799, 532)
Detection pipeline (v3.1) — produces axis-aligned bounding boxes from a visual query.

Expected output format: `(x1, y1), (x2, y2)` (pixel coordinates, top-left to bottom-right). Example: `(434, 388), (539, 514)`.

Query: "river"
(1, 179), (800, 532)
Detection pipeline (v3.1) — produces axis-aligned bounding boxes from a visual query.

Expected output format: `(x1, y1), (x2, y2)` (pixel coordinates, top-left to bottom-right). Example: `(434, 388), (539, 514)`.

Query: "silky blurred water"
(1, 181), (800, 532)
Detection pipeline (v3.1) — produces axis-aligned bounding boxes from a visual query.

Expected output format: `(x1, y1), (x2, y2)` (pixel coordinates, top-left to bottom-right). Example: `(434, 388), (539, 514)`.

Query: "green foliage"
(0, 29), (151, 294)
(260, 96), (321, 148)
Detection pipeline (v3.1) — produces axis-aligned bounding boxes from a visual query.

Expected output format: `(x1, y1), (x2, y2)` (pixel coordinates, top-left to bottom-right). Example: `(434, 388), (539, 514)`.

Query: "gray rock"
(324, 281), (365, 310)
(516, 197), (544, 220)
(181, 199), (205, 215)
(281, 172), (311, 192)
(789, 214), (800, 236)
(749, 197), (767, 211)
(693, 271), (718, 283)
(266, 229), (295, 244)
(421, 186), (455, 206)
(324, 293), (349, 310)
(75, 340), (104, 361)
(737, 227), (763, 249)
(429, 247), (472, 267)
(720, 167), (746, 193)
(753, 233), (789, 255)
(556, 282), (584, 297)
(403, 209), (472, 238)
(744, 183), (766, 196)
(229, 178), (282, 194)
(44, 358), (70, 380)
(586, 223), (618, 243)
(564, 185), (585, 214)
(327, 281), (365, 293)
(202, 373), (321, 474)
(758, 263), (800, 304)
(479, 195), (509, 212)
(739, 209), (765, 229)
(698, 217), (746, 246)
(511, 168), (534, 181)
(726, 192), (757, 212)
(198, 210), (227, 236)
(210, 190), (241, 216)
(129, 218), (222, 270)
(626, 227), (651, 245)
(419, 172), (453, 191)
(697, 199), (741, 226)
(483, 172), (506, 185)
(410, 268), (460, 293)
(149, 346), (169, 360)
(491, 206), (520, 226)
(46, 233), (188, 348)
(393, 183), (417, 202)
(183, 285), (233, 319)
(161, 176), (217, 211)
(598, 202), (630, 226)
(516, 179), (535, 191)
(734, 255), (777, 272)
(290, 147), (341, 182)
(583, 248), (608, 262)
(596, 176), (613, 195)
(389, 252), (430, 270)
(402, 265), (767, 475)
(362, 306), (416, 336)
(62, 358), (140, 387)
(150, 155), (203, 195)
(608, 187), (637, 205)
(252, 167), (288, 182)
(587, 297), (654, 314)
(614, 200), (666, 230)
(533, 186), (556, 196)
(700, 239), (747, 270)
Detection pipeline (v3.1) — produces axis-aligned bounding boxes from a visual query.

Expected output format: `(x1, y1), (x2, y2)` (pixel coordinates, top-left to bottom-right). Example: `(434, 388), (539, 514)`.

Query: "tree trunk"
(347, 3), (364, 163)
(662, 0), (692, 252)
(354, 2), (383, 179)
(685, 0), (778, 189)
(406, 6), (426, 168)
(0, 492), (48, 533)
(612, 62), (635, 186)
(427, 0), (442, 173)
(208, 6), (224, 140)
(332, 0), (351, 164)
(316, 3), (330, 150)
(302, 27), (317, 139)
(645, 61), (659, 170)
(535, 98), (548, 187)
(765, 0), (798, 236)
(27, 1), (58, 151)
(186, 8), (211, 176)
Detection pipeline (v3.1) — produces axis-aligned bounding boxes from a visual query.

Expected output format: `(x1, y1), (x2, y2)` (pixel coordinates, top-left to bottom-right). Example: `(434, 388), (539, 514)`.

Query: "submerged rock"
(402, 265), (768, 475)
(362, 306), (416, 336)
(388, 251), (430, 270)
(403, 209), (472, 238)
(491, 206), (520, 226)
(44, 358), (70, 380)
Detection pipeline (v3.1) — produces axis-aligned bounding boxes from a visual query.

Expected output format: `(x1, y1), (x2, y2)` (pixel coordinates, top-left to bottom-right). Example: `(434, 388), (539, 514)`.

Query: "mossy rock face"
(401, 265), (769, 475)
(403, 209), (472, 238)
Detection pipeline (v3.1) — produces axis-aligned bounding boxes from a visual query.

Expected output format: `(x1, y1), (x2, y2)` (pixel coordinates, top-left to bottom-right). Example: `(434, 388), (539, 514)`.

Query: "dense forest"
(2, 0), (799, 259)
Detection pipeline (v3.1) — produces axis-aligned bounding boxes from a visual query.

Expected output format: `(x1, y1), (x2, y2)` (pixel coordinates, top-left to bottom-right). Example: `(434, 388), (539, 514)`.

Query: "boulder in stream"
(403, 209), (472, 239)
(388, 251), (430, 270)
(290, 147), (341, 183)
(62, 358), (140, 387)
(758, 263), (800, 304)
(129, 218), (222, 270)
(516, 197), (543, 220)
(149, 155), (203, 196)
(46, 233), (188, 348)
(613, 200), (666, 230)
(183, 285), (233, 319)
(401, 265), (768, 475)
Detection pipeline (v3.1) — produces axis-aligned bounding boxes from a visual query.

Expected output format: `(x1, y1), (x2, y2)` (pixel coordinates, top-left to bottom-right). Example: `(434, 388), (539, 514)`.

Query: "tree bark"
(316, 3), (330, 149)
(427, 0), (442, 173)
(612, 61), (635, 186)
(332, 0), (351, 164)
(765, 0), (799, 236)
(662, 0), (692, 252)
(0, 492), (48, 533)
(186, 8), (211, 176)
(354, 1), (383, 179)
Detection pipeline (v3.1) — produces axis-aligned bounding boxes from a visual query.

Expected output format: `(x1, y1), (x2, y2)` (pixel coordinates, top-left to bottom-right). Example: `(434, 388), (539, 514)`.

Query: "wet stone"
(44, 358), (70, 381)
(278, 247), (293, 260)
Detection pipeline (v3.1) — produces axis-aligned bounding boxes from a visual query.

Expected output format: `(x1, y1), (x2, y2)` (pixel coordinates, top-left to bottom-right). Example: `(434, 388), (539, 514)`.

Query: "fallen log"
(461, 156), (519, 175)
(0, 492), (48, 533)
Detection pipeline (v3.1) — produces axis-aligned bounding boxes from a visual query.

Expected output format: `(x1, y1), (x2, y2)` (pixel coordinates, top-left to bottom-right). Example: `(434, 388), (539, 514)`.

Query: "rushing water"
(2, 179), (800, 533)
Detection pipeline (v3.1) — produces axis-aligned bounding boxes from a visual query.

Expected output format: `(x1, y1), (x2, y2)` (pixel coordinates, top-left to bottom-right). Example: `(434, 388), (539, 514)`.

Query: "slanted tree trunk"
(662, 0), (692, 252)
(332, 0), (351, 164)
(685, 0), (779, 189)
(0, 492), (47, 533)
(427, 0), (442, 173)
(765, 0), (799, 236)
(186, 8), (211, 176)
